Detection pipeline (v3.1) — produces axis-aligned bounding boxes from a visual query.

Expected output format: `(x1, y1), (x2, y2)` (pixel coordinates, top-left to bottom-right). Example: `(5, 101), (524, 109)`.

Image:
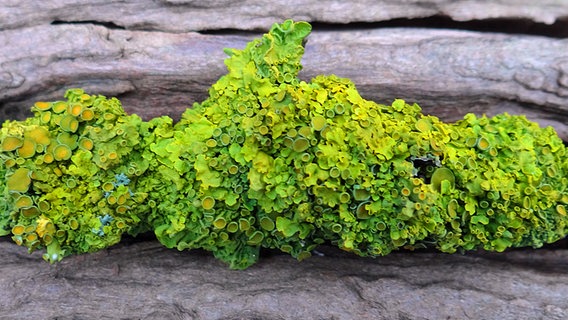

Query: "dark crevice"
(200, 16), (568, 39)
(409, 155), (442, 184)
(49, 16), (568, 39)
(51, 20), (127, 30)
(198, 28), (270, 36)
(310, 16), (568, 38)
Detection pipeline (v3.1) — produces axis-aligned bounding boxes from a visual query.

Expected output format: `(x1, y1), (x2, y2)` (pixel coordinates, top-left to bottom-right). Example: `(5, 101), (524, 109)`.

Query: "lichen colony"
(1, 21), (567, 269)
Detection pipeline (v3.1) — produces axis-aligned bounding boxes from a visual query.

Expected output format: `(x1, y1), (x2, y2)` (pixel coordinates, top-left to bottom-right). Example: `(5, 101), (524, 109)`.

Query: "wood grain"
(2, 24), (568, 138)
(1, 0), (567, 31)
(1, 238), (567, 320)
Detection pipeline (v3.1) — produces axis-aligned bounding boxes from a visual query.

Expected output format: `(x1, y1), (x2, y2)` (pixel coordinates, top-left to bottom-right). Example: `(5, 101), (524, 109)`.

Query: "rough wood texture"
(2, 2), (568, 319)
(2, 25), (568, 138)
(1, 0), (567, 31)
(1, 238), (567, 320)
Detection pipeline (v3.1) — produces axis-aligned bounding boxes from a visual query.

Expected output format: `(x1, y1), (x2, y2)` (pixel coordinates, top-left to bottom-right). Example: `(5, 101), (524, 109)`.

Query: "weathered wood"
(2, 24), (568, 139)
(1, 0), (567, 32)
(1, 238), (567, 320)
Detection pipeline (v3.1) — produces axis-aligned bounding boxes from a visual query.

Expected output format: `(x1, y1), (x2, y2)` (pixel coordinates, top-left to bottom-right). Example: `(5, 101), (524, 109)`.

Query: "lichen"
(0, 89), (168, 262)
(1, 20), (567, 269)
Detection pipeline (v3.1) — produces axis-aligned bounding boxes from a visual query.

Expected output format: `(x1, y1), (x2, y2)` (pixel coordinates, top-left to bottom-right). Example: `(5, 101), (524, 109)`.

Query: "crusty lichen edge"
(1, 20), (567, 269)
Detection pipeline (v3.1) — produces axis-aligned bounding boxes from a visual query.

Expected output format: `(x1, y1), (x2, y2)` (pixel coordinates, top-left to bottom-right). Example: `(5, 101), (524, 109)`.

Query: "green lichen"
(1, 20), (568, 269)
(0, 89), (167, 262)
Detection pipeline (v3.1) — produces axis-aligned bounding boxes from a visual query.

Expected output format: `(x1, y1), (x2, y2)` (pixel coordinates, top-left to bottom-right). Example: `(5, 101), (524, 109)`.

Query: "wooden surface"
(1, 237), (567, 320)
(1, 1), (568, 319)
(2, 4), (568, 139)
(2, 0), (567, 31)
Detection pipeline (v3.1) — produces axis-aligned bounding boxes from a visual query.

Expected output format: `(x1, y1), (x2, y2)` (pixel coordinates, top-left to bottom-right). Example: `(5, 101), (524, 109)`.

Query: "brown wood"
(1, 238), (567, 320)
(2, 25), (568, 138)
(1, 2), (568, 319)
(2, 0), (567, 31)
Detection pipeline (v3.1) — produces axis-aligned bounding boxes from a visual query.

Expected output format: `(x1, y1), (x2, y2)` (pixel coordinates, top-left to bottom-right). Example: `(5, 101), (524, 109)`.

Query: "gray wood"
(1, 0), (567, 31)
(2, 25), (568, 138)
(1, 238), (567, 320)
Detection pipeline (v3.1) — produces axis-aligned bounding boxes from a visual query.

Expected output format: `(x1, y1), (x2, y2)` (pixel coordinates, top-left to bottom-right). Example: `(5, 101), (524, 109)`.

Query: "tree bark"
(2, 2), (568, 319)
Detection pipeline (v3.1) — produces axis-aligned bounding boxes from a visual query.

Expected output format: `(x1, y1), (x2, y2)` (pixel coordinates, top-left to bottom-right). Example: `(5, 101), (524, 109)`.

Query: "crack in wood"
(51, 19), (127, 31)
(308, 17), (568, 39)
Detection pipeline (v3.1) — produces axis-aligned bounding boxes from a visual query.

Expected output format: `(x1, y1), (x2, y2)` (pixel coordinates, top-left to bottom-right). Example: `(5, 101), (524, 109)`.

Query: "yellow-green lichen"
(1, 20), (568, 269)
(0, 89), (168, 262)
